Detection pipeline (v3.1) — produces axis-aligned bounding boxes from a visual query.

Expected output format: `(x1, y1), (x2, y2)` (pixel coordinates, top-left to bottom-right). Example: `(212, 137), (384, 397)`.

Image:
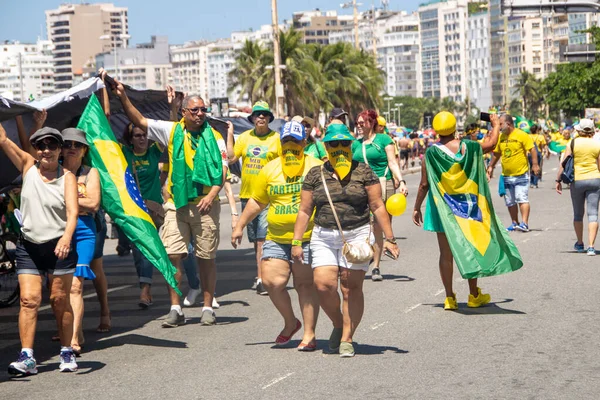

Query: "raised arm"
(166, 85), (183, 122)
(112, 79), (148, 132)
(0, 122), (36, 173)
(97, 69), (111, 118)
(481, 114), (500, 154)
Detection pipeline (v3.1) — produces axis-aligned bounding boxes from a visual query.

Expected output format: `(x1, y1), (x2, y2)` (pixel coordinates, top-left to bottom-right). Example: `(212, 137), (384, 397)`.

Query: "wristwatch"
(231, 212), (239, 216)
(385, 237), (397, 244)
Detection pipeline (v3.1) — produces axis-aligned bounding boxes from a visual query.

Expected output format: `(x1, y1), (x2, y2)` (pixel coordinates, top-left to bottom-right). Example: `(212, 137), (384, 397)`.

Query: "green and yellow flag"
(78, 94), (181, 294)
(425, 141), (523, 279)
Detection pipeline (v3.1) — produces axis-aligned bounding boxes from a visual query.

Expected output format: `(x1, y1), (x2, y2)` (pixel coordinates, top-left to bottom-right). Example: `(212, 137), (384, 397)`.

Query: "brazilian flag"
(515, 116), (533, 133)
(425, 141), (523, 278)
(77, 94), (181, 294)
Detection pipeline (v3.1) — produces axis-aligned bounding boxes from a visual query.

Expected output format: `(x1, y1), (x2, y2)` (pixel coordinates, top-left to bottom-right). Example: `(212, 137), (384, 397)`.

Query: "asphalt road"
(1, 158), (599, 399)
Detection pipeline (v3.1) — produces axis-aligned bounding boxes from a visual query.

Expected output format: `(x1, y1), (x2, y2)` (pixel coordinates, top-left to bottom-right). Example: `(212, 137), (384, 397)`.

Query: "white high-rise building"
(46, 3), (128, 91)
(0, 40), (54, 101)
(568, 13), (599, 45)
(466, 9), (491, 111)
(170, 42), (210, 100)
(377, 12), (421, 97)
(418, 0), (469, 101)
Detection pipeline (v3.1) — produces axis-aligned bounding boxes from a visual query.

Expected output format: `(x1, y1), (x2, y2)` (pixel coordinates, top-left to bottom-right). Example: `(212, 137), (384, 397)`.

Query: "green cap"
(322, 124), (356, 142)
(247, 101), (274, 123)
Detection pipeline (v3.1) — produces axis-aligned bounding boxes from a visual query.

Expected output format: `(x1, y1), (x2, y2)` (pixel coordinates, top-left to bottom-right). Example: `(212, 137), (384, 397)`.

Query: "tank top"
(20, 164), (70, 244)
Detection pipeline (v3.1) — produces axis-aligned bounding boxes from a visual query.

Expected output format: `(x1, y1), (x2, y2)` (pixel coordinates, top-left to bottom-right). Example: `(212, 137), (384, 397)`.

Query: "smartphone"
(480, 112), (491, 122)
(384, 249), (398, 260)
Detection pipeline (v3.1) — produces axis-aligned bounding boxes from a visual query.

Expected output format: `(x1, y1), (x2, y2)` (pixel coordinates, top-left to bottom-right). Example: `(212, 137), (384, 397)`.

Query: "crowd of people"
(2, 75), (598, 374)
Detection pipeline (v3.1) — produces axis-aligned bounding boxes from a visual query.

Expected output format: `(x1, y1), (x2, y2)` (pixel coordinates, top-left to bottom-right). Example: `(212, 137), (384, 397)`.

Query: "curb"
(220, 165), (422, 205)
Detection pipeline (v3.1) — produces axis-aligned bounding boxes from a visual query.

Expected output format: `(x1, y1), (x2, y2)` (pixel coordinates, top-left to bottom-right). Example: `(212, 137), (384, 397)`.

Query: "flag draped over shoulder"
(425, 140), (523, 279)
(78, 94), (181, 294)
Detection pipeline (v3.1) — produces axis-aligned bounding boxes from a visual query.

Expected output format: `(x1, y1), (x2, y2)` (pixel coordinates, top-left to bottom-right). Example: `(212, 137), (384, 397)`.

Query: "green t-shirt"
(122, 143), (164, 204)
(352, 134), (394, 179)
(304, 141), (327, 160)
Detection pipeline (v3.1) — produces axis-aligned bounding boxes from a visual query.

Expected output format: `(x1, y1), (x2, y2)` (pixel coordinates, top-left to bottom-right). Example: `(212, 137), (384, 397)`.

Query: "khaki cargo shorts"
(161, 200), (220, 260)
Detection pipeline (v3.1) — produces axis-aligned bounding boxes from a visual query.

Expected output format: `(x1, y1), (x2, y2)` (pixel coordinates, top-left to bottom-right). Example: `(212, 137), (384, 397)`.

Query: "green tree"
(513, 71), (541, 117)
(227, 40), (265, 104)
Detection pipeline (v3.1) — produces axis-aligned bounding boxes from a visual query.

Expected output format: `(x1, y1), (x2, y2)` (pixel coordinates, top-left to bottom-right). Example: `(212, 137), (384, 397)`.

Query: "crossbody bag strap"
(362, 141), (369, 166)
(320, 166), (346, 243)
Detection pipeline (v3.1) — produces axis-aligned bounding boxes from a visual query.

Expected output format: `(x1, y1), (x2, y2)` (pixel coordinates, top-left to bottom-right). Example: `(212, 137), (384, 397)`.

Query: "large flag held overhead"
(77, 94), (181, 294)
(426, 141), (523, 279)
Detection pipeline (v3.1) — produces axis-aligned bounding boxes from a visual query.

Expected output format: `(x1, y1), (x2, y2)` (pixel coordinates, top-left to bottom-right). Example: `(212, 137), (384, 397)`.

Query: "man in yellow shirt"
(231, 120), (322, 350)
(487, 114), (540, 232)
(227, 101), (281, 295)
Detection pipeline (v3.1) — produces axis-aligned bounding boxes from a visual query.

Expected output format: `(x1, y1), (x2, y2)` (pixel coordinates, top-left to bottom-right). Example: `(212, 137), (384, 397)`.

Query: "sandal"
(297, 340), (317, 352)
(275, 319), (301, 346)
(138, 298), (153, 309)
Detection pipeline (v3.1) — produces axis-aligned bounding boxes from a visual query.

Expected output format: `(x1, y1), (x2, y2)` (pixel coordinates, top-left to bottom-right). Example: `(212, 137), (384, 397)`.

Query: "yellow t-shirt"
(252, 155), (323, 244)
(234, 129), (281, 199)
(531, 133), (546, 150)
(494, 128), (534, 176)
(572, 137), (600, 181)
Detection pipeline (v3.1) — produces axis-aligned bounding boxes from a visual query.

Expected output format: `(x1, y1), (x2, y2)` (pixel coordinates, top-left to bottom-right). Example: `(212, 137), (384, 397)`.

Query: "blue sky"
(1, 0), (422, 45)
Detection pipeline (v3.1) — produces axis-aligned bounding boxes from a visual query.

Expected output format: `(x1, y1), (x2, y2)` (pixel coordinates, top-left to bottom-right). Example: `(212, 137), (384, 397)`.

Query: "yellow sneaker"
(467, 287), (491, 308)
(444, 294), (458, 310)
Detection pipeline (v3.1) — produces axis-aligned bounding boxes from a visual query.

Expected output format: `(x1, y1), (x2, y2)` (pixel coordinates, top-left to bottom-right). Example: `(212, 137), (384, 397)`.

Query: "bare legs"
(437, 233), (478, 298)
(90, 257), (110, 331)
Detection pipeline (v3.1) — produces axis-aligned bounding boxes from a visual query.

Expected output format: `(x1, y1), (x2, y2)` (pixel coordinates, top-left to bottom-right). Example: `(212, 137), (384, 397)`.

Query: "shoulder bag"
(319, 166), (374, 264)
(560, 139), (575, 184)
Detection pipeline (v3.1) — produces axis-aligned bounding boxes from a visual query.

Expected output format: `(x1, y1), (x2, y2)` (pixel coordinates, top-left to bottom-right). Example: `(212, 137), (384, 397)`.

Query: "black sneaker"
(256, 281), (268, 295)
(371, 268), (383, 282)
(161, 310), (185, 328)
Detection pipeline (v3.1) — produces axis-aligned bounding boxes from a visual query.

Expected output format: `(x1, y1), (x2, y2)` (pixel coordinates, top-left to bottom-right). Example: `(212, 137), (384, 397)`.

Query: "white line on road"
(434, 289), (445, 296)
(552, 168), (557, 171)
(262, 372), (294, 390)
(534, 232), (541, 237)
(371, 321), (390, 330)
(522, 239), (530, 243)
(404, 304), (422, 313)
(38, 284), (133, 312)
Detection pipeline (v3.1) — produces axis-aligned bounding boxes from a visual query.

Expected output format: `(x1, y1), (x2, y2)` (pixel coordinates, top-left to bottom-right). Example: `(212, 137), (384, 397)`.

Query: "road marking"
(371, 321), (390, 330)
(434, 289), (445, 296)
(262, 372), (294, 390)
(522, 239), (530, 243)
(544, 227), (551, 231)
(552, 168), (557, 171)
(404, 303), (421, 313)
(38, 284), (133, 312)
(534, 232), (541, 237)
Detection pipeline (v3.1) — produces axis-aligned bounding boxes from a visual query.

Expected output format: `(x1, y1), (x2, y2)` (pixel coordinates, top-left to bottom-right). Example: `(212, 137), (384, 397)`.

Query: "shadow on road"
(355, 343), (409, 355)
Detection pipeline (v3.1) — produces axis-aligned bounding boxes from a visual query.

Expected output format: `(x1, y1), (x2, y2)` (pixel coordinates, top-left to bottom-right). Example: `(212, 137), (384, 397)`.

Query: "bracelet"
(231, 212), (239, 216)
(385, 237), (397, 244)
(399, 179), (406, 185)
(291, 239), (303, 247)
(555, 180), (561, 183)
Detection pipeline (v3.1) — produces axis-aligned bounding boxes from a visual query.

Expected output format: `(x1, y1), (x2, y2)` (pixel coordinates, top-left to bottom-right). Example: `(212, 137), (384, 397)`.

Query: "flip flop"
(275, 319), (301, 346)
(96, 315), (111, 333)
(138, 299), (153, 309)
(297, 341), (317, 352)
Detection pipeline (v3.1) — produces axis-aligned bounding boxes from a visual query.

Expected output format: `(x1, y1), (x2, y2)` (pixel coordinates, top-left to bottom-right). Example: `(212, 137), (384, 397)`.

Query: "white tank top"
(20, 165), (70, 244)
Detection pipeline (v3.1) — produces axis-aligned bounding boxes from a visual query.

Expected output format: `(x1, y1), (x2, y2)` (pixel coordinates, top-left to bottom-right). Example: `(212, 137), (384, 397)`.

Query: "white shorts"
(310, 224), (374, 271)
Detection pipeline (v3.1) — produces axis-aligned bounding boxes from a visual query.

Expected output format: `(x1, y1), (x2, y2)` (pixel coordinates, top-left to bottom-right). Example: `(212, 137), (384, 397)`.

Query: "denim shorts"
(503, 173), (529, 207)
(16, 237), (78, 276)
(241, 199), (268, 243)
(261, 240), (311, 264)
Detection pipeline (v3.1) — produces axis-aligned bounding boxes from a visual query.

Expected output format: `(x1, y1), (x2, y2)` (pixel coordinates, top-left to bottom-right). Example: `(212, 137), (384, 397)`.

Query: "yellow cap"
(432, 111), (456, 136)
(377, 116), (386, 126)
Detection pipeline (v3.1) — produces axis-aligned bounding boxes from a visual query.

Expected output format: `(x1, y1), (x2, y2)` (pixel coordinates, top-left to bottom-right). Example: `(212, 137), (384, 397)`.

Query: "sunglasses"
(133, 134), (147, 139)
(35, 141), (60, 151)
(253, 112), (270, 119)
(302, 123), (312, 129)
(184, 107), (209, 114)
(327, 140), (352, 148)
(63, 141), (86, 149)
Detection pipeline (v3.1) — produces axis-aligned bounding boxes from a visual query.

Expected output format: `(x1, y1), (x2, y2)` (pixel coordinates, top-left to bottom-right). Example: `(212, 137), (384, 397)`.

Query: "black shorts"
(16, 237), (78, 276)
(400, 149), (410, 161)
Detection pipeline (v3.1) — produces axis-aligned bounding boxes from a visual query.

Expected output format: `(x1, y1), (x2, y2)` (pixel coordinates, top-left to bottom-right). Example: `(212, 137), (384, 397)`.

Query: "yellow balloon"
(386, 193), (407, 216)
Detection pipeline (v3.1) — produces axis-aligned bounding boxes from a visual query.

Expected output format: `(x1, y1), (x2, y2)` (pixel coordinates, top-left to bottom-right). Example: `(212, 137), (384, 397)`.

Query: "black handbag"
(560, 139), (576, 184)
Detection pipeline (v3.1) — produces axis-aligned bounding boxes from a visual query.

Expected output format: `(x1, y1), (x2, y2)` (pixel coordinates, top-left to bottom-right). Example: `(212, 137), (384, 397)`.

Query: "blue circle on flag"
(125, 168), (149, 213)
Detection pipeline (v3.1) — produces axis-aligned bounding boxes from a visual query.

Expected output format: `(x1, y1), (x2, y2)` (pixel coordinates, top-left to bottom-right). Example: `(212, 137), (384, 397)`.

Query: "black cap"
(29, 127), (63, 146)
(330, 108), (348, 119)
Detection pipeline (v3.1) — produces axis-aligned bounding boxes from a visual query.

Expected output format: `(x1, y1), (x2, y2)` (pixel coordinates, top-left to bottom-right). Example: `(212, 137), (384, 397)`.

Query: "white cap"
(575, 118), (595, 133)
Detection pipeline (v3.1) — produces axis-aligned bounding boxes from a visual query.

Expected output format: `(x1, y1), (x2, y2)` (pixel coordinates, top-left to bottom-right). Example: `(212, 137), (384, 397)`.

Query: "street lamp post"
(395, 103), (402, 126)
(341, 0), (362, 49)
(271, 0), (285, 118)
(99, 33), (130, 80)
(384, 96), (393, 122)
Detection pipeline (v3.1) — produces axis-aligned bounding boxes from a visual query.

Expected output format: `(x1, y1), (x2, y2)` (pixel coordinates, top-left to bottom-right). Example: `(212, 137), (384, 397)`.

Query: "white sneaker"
(59, 350), (78, 372)
(212, 297), (220, 309)
(183, 288), (200, 307)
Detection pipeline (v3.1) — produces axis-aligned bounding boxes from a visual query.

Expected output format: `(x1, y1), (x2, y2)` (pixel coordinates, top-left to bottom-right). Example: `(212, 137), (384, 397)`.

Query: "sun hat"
(322, 124), (355, 142)
(29, 127), (63, 146)
(247, 101), (274, 123)
(280, 121), (306, 141)
(432, 111), (456, 137)
(61, 128), (88, 146)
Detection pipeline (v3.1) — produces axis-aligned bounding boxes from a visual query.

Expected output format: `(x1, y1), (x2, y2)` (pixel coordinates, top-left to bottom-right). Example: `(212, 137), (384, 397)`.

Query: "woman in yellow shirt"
(556, 119), (600, 255)
(232, 121), (321, 351)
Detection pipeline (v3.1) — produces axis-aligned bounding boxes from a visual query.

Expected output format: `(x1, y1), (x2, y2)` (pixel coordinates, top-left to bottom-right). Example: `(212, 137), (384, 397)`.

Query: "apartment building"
(0, 40), (54, 101)
(419, 0), (469, 101)
(46, 3), (128, 91)
(170, 42), (210, 100)
(293, 10), (351, 45)
(467, 9), (492, 111)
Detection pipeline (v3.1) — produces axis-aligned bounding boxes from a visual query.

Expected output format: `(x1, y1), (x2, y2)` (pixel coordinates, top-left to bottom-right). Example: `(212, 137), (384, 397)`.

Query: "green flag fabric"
(424, 140), (523, 279)
(168, 120), (223, 209)
(78, 94), (181, 295)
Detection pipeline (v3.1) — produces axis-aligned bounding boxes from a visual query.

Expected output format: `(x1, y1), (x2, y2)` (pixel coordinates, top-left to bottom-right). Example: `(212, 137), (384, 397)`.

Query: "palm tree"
(513, 71), (541, 116)
(227, 40), (265, 104)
